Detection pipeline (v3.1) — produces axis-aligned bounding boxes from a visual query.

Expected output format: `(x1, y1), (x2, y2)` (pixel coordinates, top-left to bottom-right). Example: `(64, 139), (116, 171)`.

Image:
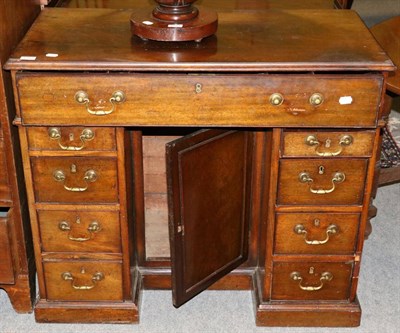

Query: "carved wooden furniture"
(0, 0), (40, 313)
(6, 8), (394, 326)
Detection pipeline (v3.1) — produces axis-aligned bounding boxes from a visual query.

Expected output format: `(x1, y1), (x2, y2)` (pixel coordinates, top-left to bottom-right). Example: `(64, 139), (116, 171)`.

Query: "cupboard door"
(166, 129), (253, 307)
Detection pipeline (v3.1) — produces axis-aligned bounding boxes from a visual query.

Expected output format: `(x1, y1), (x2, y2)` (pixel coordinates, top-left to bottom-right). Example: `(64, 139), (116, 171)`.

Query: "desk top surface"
(6, 8), (395, 72)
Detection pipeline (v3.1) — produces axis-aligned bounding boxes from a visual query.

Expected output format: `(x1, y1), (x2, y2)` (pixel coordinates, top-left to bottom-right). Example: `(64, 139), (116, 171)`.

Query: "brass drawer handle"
(305, 134), (353, 157)
(74, 90), (125, 116)
(53, 169), (97, 192)
(298, 171), (345, 194)
(59, 220), (101, 242)
(290, 271), (333, 291)
(62, 270), (104, 290)
(48, 127), (95, 151)
(294, 224), (339, 245)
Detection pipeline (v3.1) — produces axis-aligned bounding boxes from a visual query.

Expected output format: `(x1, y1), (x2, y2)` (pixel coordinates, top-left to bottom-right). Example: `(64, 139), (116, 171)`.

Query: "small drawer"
(278, 159), (367, 205)
(274, 213), (360, 255)
(27, 127), (116, 152)
(271, 261), (353, 301)
(16, 73), (382, 127)
(281, 130), (375, 157)
(31, 156), (118, 203)
(43, 261), (123, 301)
(38, 210), (121, 253)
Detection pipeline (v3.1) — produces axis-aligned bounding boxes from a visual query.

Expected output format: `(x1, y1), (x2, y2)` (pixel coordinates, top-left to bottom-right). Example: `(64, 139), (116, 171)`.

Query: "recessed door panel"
(167, 129), (252, 307)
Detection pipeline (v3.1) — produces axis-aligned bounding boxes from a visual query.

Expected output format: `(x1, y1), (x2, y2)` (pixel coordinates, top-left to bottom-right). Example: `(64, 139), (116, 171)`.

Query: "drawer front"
(38, 210), (121, 253)
(274, 213), (360, 255)
(281, 130), (375, 157)
(278, 159), (367, 205)
(271, 262), (353, 300)
(0, 210), (14, 284)
(16, 74), (382, 127)
(27, 127), (116, 152)
(31, 157), (118, 203)
(43, 261), (123, 301)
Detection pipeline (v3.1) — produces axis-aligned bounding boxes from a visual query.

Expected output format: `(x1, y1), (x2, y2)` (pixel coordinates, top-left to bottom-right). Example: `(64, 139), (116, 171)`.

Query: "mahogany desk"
(6, 8), (394, 326)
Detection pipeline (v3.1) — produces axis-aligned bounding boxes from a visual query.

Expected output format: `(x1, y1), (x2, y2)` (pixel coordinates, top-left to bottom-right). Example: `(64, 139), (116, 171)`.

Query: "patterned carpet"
(382, 127), (400, 168)
(381, 113), (400, 169)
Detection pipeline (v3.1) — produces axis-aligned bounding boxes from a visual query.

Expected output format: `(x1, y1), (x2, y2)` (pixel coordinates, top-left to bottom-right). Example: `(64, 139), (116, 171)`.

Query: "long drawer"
(16, 73), (382, 127)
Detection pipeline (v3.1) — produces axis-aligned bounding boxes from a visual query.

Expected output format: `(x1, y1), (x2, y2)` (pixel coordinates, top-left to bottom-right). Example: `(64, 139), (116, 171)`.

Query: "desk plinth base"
(34, 270), (142, 323)
(254, 300), (361, 327)
(34, 300), (140, 324)
(252, 273), (361, 327)
(130, 6), (218, 42)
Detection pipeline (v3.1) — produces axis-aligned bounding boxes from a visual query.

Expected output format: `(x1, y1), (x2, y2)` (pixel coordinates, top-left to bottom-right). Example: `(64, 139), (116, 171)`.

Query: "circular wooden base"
(130, 6), (218, 42)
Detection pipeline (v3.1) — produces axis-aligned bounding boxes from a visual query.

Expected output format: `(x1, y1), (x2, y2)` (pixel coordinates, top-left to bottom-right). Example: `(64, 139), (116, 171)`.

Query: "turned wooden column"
(131, 0), (218, 42)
